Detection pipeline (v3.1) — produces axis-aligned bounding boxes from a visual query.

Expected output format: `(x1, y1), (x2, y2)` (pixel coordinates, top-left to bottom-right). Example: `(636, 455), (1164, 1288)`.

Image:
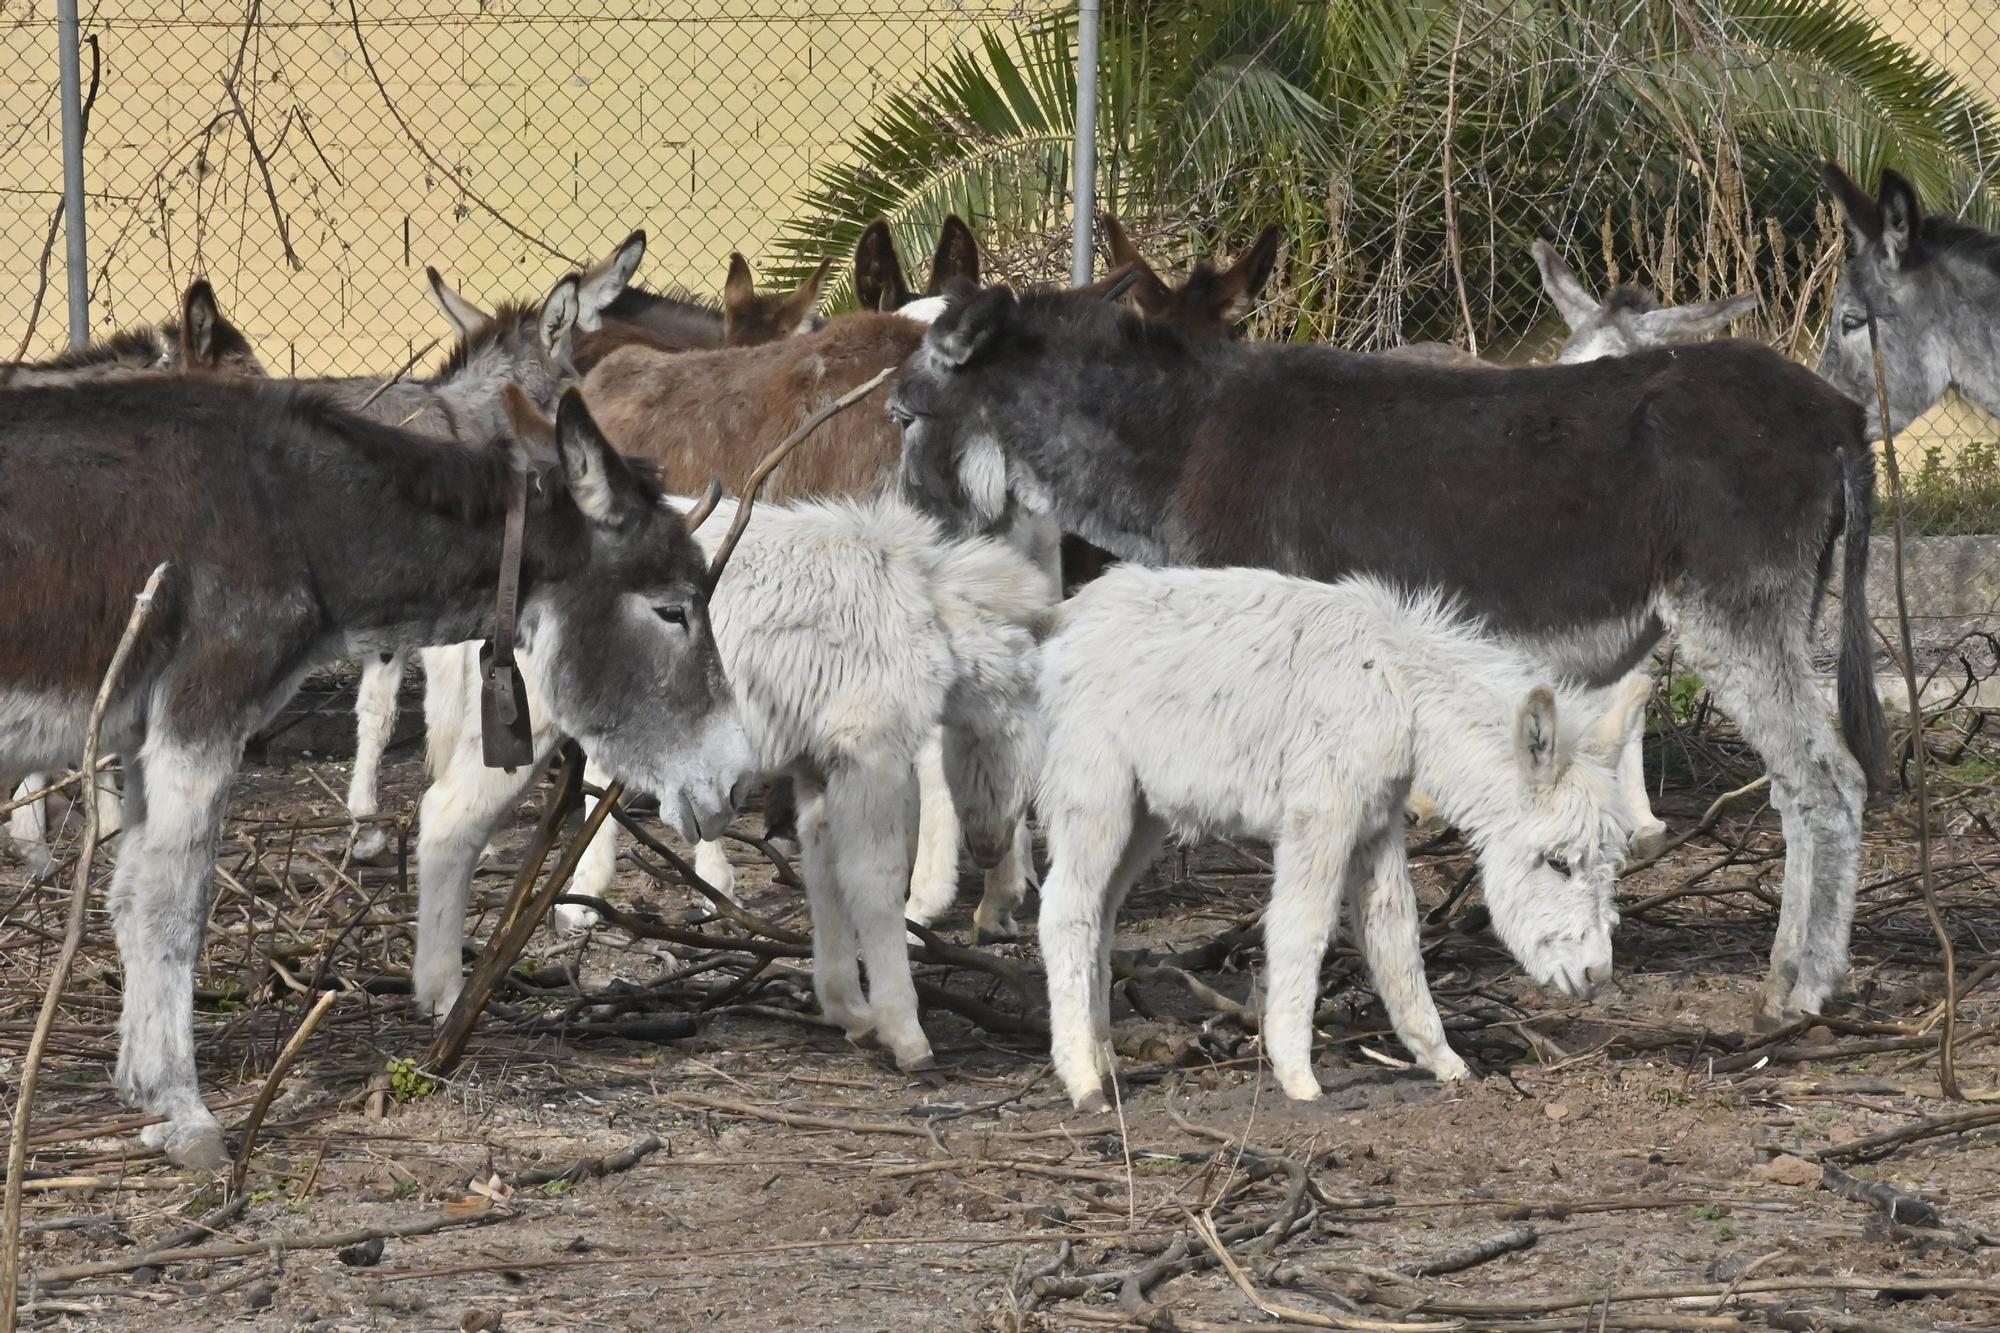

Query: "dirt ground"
(5, 671), (2000, 1332)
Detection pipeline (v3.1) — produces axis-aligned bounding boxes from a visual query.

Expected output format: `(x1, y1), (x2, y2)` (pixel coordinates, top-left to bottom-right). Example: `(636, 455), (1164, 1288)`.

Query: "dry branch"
(2, 564), (165, 1333)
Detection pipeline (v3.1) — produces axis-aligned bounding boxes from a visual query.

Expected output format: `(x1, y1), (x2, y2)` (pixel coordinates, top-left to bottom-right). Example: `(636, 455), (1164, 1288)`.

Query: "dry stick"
(502, 1135), (662, 1189)
(228, 988), (338, 1195)
(0, 758), (118, 820)
(1397, 1226), (1539, 1278)
(424, 752), (617, 1076)
(1191, 1213), (1449, 1333)
(30, 1208), (510, 1287)
(1, 563), (166, 1333)
(1413, 1273), (2000, 1318)
(353, 336), (443, 412)
(1440, 8), (1478, 356)
(1814, 1103), (2000, 1164)
(1866, 313), (1959, 1100)
(704, 365), (897, 585)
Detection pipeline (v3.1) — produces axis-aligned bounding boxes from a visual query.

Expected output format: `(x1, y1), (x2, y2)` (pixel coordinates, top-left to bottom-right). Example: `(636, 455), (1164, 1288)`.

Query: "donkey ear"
(1532, 240), (1601, 331)
(927, 215), (981, 294)
(538, 274), (582, 363)
(426, 267), (492, 342)
(1877, 169), (1922, 268)
(553, 388), (647, 528)
(854, 220), (912, 312)
(1097, 212), (1146, 269)
(1514, 685), (1564, 791)
(1220, 224), (1281, 318)
(577, 229), (646, 332)
(1638, 292), (1757, 342)
(180, 280), (220, 368)
(722, 253), (757, 318)
(500, 382), (558, 461)
(1822, 161), (1883, 254)
(781, 258), (832, 336)
(928, 285), (1016, 368)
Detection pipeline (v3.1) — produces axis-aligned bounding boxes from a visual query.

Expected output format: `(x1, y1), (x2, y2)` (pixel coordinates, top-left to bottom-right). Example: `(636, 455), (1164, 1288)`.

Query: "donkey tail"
(1837, 440), (1888, 793)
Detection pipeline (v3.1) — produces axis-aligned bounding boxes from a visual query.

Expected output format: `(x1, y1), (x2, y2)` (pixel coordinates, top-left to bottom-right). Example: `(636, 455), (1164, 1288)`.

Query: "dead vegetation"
(4, 663), (2000, 1332)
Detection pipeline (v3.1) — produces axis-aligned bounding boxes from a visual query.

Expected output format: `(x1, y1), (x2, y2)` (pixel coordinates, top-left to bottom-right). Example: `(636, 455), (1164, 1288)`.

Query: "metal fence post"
(1069, 0), (1100, 286)
(56, 0), (90, 348)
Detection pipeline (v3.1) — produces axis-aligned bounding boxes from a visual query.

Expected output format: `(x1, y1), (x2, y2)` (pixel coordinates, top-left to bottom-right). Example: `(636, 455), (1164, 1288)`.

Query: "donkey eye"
(1542, 852), (1572, 877)
(654, 605), (687, 627)
(1840, 311), (1868, 334)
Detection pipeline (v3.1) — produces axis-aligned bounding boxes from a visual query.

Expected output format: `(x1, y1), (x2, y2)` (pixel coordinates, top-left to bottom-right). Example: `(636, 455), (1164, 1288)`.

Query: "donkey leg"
(904, 728), (962, 928)
(1617, 669), (1669, 861)
(9, 774), (54, 881)
(1679, 606), (1865, 1024)
(553, 755), (622, 932)
(693, 839), (738, 904)
(828, 763), (932, 1070)
(796, 779), (869, 1040)
(1041, 799), (1163, 1111)
(413, 749), (540, 1020)
(110, 735), (236, 1171)
(1355, 831), (1469, 1082)
(1262, 817), (1360, 1102)
(347, 650), (405, 862)
(972, 818), (1035, 944)
(90, 766), (123, 841)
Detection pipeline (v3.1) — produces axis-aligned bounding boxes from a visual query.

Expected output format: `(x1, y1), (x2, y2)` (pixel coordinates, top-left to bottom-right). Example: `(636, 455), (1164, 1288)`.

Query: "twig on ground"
(2, 564), (165, 1333)
(1395, 1225), (1538, 1277)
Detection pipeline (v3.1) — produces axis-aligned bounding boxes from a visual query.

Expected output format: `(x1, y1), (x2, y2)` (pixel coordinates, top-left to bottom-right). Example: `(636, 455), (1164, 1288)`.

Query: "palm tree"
(771, 0), (2000, 352)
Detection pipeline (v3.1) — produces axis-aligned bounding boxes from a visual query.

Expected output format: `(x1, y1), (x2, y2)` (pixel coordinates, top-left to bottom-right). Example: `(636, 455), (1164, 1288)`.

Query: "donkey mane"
(1601, 284), (1660, 316)
(34, 327), (164, 370)
(1914, 214), (2000, 274)
(426, 299), (544, 383)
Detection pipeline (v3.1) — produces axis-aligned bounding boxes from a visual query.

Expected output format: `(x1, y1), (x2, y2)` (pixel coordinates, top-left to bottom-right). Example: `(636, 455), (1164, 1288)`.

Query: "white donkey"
(414, 492), (1046, 1071)
(1036, 566), (1649, 1107)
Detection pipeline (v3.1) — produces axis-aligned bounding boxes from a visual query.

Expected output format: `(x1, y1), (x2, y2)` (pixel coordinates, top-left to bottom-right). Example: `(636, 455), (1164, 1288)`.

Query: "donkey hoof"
(1075, 1089), (1112, 1115)
(551, 903), (600, 933)
(350, 826), (392, 864)
(895, 1048), (940, 1074)
(973, 913), (1022, 945)
(144, 1120), (230, 1173)
(1627, 823), (1670, 862)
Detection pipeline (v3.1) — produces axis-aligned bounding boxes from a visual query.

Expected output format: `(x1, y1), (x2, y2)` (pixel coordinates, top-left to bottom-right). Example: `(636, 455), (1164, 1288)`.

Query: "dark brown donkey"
(893, 286), (1885, 1030)
(570, 243), (833, 372)
(0, 280), (264, 386)
(0, 379), (748, 1169)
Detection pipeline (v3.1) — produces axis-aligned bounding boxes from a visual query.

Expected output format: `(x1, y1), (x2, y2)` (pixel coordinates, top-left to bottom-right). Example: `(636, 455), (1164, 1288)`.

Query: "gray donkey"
(0, 376), (749, 1170)
(1820, 163), (2000, 435)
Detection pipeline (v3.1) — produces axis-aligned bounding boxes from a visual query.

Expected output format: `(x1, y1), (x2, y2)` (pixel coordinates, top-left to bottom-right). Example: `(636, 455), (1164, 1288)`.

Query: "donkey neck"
(1010, 334), (1226, 565)
(1384, 610), (1551, 844)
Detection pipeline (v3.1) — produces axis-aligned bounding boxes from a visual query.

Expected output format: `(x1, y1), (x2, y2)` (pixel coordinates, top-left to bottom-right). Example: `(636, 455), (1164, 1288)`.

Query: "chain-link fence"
(5, 0), (2000, 537)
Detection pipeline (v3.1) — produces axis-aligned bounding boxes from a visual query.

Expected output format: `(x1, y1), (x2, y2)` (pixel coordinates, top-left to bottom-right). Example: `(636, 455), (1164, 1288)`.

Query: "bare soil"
(4, 670), (1999, 1331)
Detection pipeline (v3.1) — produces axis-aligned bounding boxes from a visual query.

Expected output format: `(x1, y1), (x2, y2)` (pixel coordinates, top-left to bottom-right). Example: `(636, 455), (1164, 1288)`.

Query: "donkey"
(0, 280), (263, 387)
(893, 287), (1886, 1028)
(1387, 246), (1757, 856)
(5, 281), (268, 877)
(0, 378), (746, 1169)
(1040, 566), (1648, 1105)
(853, 215), (982, 313)
(573, 248), (834, 373)
(415, 476), (1045, 1069)
(307, 256), (640, 863)
(1818, 163), (2000, 436)
(1096, 212), (1283, 337)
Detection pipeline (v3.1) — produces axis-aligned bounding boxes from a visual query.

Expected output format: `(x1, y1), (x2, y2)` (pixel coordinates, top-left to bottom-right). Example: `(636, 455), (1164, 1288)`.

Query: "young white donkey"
(1036, 567), (1649, 1107)
(414, 493), (1046, 1071)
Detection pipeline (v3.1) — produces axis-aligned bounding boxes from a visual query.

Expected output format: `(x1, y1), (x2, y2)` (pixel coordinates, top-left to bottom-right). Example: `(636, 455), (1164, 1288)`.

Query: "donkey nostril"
(1583, 963), (1613, 992)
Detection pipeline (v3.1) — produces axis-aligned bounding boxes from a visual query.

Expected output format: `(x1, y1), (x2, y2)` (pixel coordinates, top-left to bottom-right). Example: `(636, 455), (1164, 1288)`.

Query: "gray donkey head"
(1533, 241), (1755, 364)
(1819, 163), (2000, 437)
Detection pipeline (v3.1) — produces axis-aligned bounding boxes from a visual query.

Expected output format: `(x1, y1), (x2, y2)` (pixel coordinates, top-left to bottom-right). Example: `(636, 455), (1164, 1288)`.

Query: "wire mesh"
(2, 0), (1999, 539)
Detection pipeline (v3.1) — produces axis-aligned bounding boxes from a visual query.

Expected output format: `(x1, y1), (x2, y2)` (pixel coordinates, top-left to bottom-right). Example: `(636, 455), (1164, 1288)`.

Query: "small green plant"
(1937, 755), (1998, 785)
(1686, 1203), (1727, 1221)
(541, 1179), (574, 1198)
(386, 1057), (436, 1103)
(1889, 440), (2000, 537)
(1714, 1219), (1739, 1240)
(391, 1177), (420, 1200)
(1653, 1087), (1693, 1108)
(1668, 673), (1706, 724)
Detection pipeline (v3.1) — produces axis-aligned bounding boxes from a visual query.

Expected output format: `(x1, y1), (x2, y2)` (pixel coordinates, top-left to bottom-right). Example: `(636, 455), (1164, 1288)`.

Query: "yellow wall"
(1, 0), (1032, 376)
